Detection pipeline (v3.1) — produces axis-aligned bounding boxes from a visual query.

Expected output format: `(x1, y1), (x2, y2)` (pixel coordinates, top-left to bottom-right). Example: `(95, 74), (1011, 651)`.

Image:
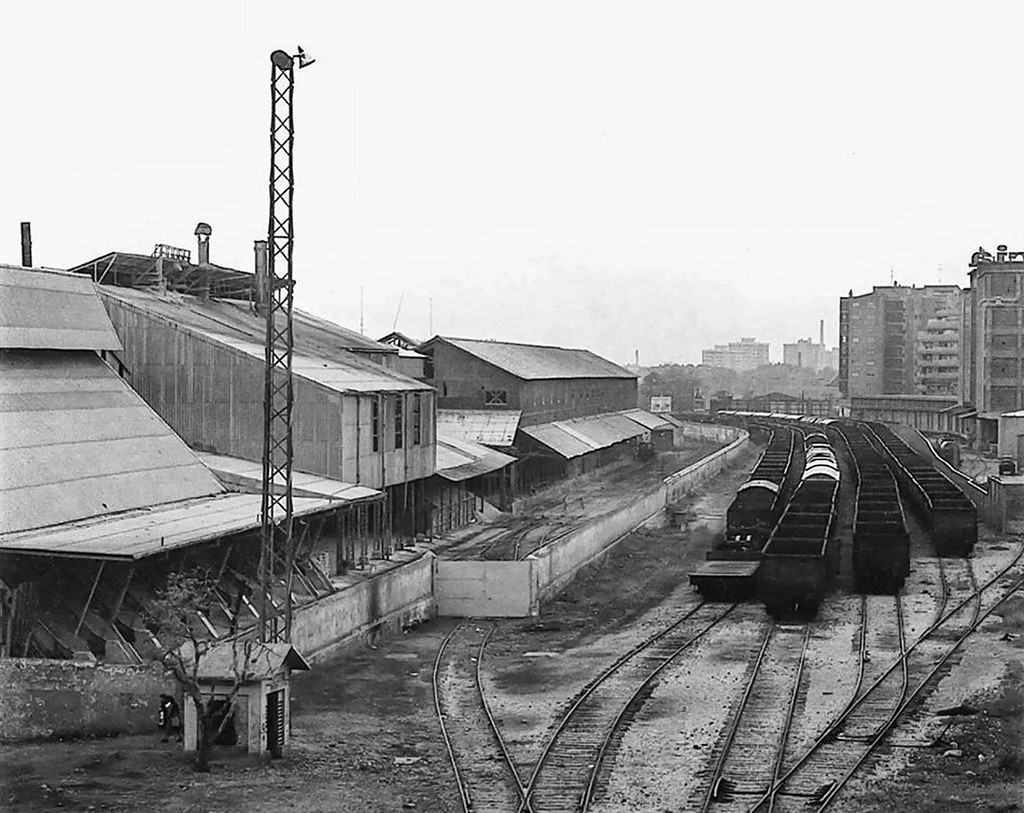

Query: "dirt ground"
(3, 445), (1023, 812)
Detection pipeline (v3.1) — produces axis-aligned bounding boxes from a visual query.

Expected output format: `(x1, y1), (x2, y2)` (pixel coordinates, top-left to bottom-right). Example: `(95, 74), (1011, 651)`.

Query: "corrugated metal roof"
(519, 411), (645, 459)
(0, 350), (225, 536)
(429, 336), (636, 380)
(435, 432), (516, 482)
(197, 452), (382, 502)
(437, 409), (522, 447)
(99, 287), (431, 393)
(622, 409), (674, 431)
(0, 265), (121, 351)
(0, 492), (334, 560)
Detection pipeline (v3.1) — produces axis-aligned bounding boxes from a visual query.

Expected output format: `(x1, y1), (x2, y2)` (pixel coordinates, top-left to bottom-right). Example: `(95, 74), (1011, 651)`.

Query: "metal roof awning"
(0, 351), (225, 536)
(519, 411), (645, 459)
(437, 409), (522, 447)
(0, 492), (338, 561)
(435, 434), (516, 482)
(197, 452), (382, 502)
(0, 265), (122, 351)
(622, 408), (675, 431)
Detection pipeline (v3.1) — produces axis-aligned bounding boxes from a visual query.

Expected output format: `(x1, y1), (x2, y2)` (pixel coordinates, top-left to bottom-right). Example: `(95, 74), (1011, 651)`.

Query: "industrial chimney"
(254, 239), (269, 316)
(20, 222), (32, 267)
(195, 222), (212, 266)
(819, 319), (824, 347)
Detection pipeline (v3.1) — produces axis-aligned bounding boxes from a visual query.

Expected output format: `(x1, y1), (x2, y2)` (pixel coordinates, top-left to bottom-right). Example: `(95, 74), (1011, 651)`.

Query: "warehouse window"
(394, 395), (404, 449)
(485, 389), (508, 406)
(371, 398), (380, 452)
(412, 394), (422, 445)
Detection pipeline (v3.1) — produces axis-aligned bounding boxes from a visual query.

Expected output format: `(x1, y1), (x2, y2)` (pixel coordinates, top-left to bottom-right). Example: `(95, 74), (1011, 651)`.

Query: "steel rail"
(433, 620), (532, 812)
(698, 621), (777, 812)
(518, 602), (736, 813)
(815, 571), (1021, 811)
(745, 542), (1024, 813)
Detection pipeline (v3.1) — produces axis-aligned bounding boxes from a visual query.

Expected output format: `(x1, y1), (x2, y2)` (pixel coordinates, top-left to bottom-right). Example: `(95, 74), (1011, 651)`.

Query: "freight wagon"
(865, 423), (977, 556)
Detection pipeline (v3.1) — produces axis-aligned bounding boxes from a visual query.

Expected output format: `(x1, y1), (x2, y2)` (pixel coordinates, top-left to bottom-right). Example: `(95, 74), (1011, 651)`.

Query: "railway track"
(520, 601), (737, 813)
(747, 542), (1024, 813)
(432, 620), (531, 813)
(698, 621), (811, 812)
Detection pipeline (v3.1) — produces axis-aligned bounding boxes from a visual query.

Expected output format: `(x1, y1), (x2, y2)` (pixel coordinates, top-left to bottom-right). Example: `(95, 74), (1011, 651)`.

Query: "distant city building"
(701, 337), (769, 371)
(963, 244), (1024, 448)
(838, 284), (964, 399)
(783, 339), (838, 372)
(783, 320), (837, 372)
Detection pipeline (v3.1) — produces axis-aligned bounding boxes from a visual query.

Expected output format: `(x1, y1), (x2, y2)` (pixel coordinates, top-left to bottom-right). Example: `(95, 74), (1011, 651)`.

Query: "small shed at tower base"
(182, 642), (310, 758)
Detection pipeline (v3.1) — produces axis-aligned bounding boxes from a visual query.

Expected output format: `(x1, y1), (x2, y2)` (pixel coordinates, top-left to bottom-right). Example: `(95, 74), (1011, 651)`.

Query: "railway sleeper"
(778, 780), (838, 802)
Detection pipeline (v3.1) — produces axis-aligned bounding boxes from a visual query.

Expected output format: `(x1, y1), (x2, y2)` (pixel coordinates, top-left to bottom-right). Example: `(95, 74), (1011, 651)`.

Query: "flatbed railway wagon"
(758, 432), (840, 618)
(866, 423), (977, 556)
(834, 421), (910, 592)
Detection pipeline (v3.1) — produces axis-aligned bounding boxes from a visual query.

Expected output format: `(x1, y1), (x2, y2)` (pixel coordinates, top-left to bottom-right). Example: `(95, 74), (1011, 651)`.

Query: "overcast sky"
(5, 2), (1022, 365)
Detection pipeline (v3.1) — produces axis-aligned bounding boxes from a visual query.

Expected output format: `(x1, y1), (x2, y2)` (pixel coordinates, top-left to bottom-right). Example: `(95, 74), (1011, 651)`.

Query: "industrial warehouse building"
(69, 237), (437, 544)
(0, 265), (359, 664)
(418, 335), (637, 426)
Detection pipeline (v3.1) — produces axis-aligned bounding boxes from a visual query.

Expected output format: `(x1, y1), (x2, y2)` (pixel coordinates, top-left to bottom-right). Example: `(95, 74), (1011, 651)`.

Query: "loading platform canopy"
(621, 408), (677, 432)
(0, 492), (337, 561)
(437, 409), (522, 447)
(197, 452), (382, 502)
(519, 411), (645, 459)
(435, 433), (517, 482)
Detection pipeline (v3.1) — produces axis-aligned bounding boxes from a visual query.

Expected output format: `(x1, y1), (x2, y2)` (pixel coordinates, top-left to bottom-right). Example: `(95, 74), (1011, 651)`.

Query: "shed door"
(266, 690), (285, 758)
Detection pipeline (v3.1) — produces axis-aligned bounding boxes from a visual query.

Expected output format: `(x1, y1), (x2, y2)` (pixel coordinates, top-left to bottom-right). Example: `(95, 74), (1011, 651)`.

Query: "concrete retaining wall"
(0, 658), (174, 742)
(532, 423), (749, 601)
(291, 551), (436, 663)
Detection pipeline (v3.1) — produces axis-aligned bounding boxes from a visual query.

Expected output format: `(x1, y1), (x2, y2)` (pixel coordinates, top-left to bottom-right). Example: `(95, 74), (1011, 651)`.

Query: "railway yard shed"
(419, 335), (638, 426)
(70, 237), (437, 546)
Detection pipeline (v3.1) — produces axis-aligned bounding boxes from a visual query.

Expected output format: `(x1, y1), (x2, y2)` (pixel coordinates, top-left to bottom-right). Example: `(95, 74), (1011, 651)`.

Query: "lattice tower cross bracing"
(259, 48), (313, 643)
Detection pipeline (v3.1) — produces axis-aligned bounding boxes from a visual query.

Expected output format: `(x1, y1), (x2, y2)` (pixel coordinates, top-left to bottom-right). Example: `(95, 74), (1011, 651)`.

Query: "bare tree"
(145, 568), (254, 772)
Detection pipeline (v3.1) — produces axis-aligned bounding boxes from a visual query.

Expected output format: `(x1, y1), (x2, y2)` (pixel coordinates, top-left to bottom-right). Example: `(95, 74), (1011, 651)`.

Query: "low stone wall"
(291, 550), (436, 663)
(0, 658), (174, 742)
(532, 423), (749, 601)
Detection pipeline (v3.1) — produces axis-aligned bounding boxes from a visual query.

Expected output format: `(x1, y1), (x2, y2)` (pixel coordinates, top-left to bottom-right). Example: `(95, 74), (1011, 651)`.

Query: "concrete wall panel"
(435, 560), (536, 617)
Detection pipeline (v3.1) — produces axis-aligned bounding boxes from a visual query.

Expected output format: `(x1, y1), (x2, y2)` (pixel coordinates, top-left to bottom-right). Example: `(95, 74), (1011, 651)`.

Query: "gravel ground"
(3, 439), (1023, 812)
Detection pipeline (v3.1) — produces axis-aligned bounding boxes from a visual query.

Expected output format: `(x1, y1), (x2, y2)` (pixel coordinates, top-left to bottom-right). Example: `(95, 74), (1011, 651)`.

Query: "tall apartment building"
(963, 245), (1024, 445)
(838, 284), (963, 398)
(915, 306), (961, 395)
(701, 337), (769, 371)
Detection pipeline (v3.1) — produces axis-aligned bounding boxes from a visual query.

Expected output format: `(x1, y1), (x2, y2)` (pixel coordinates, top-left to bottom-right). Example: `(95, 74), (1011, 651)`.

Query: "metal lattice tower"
(259, 47), (314, 643)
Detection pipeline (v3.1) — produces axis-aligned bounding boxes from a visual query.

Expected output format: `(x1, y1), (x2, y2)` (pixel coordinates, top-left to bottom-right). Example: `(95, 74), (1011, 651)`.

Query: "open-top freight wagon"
(759, 430), (840, 618)
(834, 421), (910, 592)
(718, 426), (799, 558)
(866, 423), (977, 556)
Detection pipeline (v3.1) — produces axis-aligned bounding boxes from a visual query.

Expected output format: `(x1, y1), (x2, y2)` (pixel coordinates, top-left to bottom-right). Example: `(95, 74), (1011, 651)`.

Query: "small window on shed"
(371, 398), (380, 452)
(412, 393), (422, 445)
(394, 395), (404, 449)
(485, 390), (508, 406)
